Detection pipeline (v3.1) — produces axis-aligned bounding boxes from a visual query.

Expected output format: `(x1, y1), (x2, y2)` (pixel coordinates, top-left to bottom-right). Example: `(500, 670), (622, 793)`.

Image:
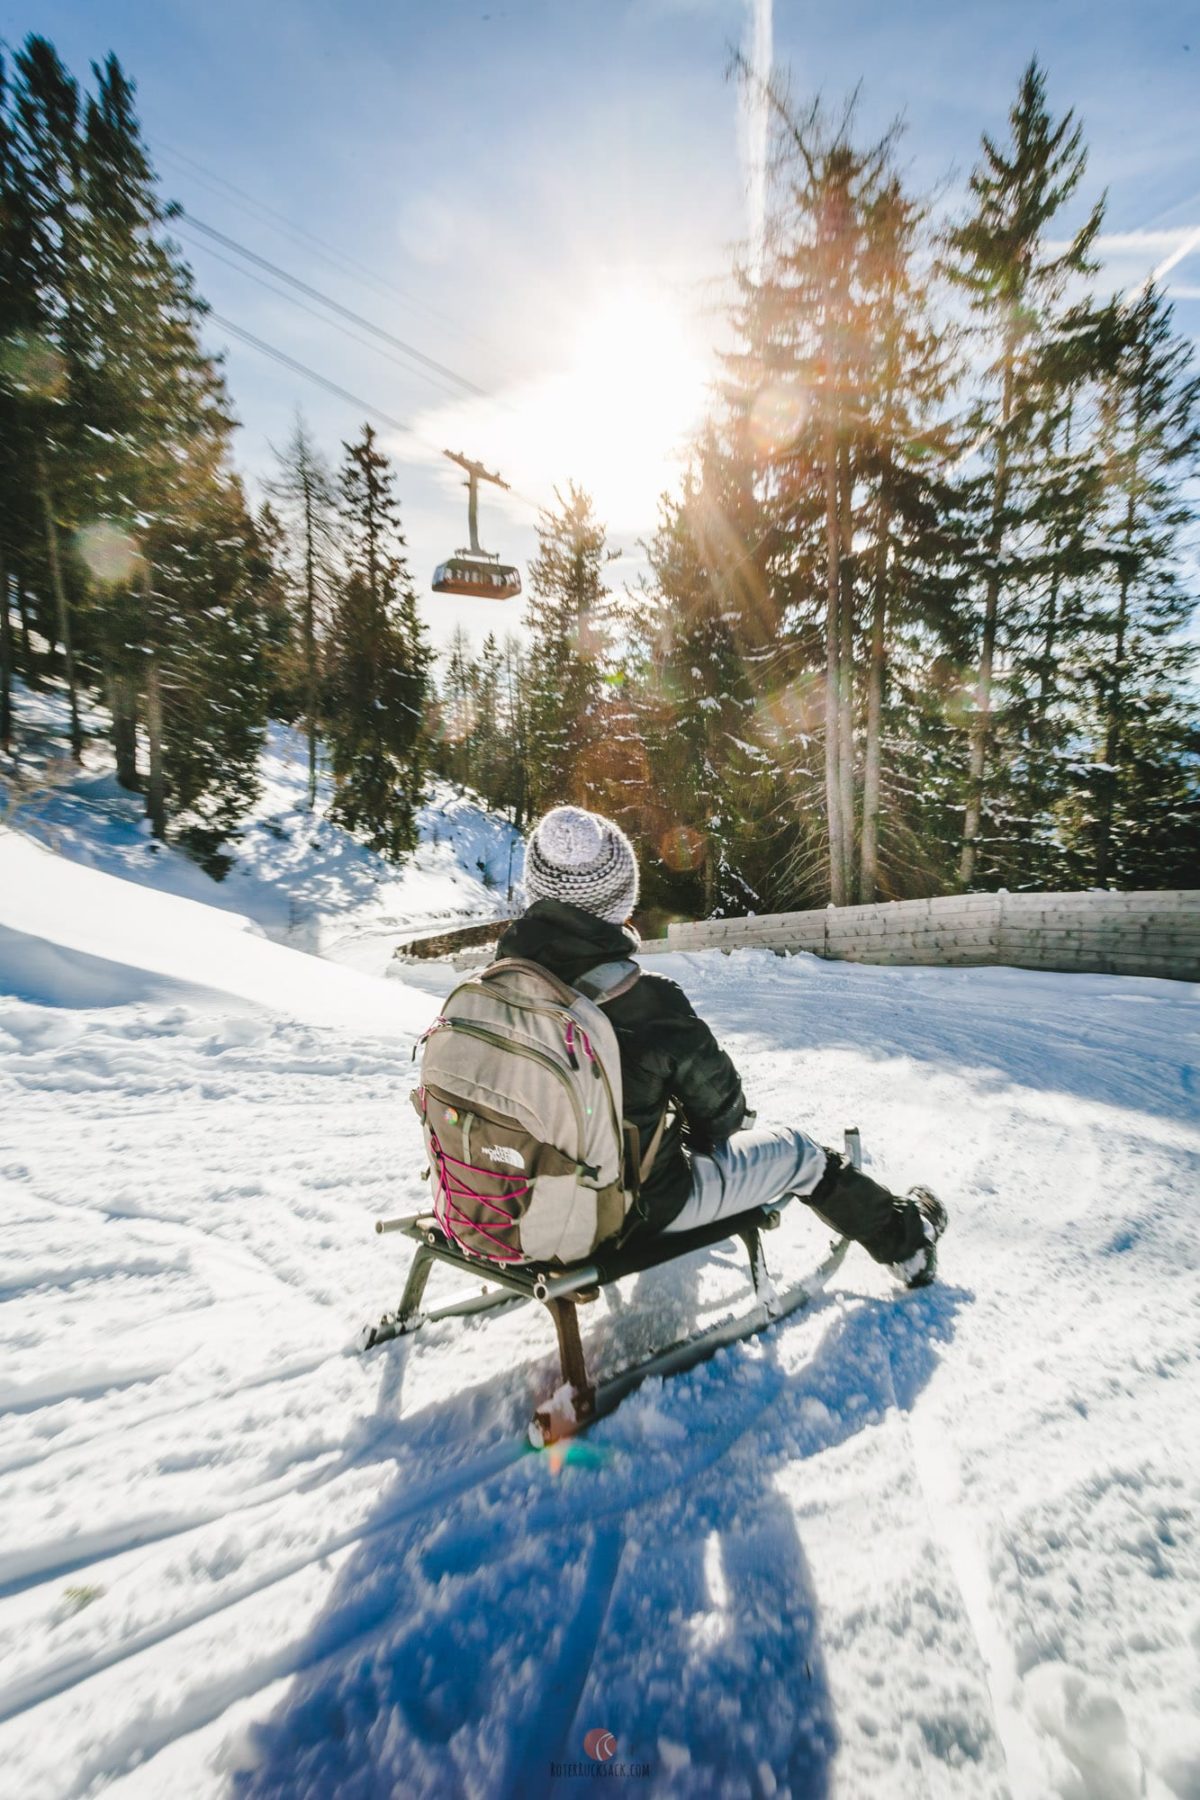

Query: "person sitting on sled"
(497, 805), (947, 1287)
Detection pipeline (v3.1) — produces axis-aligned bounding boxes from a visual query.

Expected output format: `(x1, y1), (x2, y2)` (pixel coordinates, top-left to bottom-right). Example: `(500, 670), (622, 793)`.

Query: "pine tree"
(640, 457), (777, 916)
(943, 58), (1103, 886)
(500, 631), (529, 827)
(250, 500), (298, 724)
(990, 296), (1115, 888)
(524, 483), (616, 814)
(326, 423), (431, 859)
(155, 474), (268, 874)
(0, 39), (271, 864)
(469, 630), (506, 809)
(1080, 285), (1200, 887)
(268, 414), (336, 805)
(854, 174), (963, 900)
(8, 37), (85, 757)
(435, 622), (477, 793)
(727, 91), (900, 903)
(0, 52), (33, 748)
(79, 51), (240, 820)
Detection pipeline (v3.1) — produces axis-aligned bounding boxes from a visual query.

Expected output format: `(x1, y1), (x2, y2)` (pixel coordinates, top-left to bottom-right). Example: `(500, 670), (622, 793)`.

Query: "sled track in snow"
(0, 1430), (527, 1731)
(3, 1273), (860, 1778)
(873, 1308), (1044, 1796)
(0, 1346), (345, 1479)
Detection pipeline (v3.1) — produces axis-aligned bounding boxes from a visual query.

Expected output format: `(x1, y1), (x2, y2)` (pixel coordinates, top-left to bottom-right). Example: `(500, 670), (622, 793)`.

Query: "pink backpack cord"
(429, 1131), (529, 1263)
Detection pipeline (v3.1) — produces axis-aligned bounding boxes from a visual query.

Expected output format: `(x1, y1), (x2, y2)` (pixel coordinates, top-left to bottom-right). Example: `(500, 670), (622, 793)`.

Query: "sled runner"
(360, 1129), (859, 1447)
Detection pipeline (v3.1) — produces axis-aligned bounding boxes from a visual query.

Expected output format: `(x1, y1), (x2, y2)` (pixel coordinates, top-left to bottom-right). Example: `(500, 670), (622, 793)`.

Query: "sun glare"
(406, 278), (711, 536)
(562, 284), (711, 521)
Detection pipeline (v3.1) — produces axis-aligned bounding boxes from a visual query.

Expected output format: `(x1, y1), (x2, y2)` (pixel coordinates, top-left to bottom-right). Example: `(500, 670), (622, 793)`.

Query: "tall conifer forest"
(1, 40), (1196, 907)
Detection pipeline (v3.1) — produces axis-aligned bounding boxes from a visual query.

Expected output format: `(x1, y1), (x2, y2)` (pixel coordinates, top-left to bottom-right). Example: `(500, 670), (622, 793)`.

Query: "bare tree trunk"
(108, 667), (140, 790)
(16, 580), (37, 686)
(1095, 384), (1142, 888)
(960, 356), (1014, 887)
(1035, 406), (1071, 744)
(823, 426), (847, 905)
(837, 441), (857, 899)
(144, 652), (166, 839)
(860, 485), (890, 902)
(303, 478), (319, 809)
(1, 557), (13, 751)
(35, 446), (83, 761)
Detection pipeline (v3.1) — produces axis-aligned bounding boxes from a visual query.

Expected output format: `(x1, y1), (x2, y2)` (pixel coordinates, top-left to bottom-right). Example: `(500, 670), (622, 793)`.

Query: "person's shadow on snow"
(228, 1265), (965, 1800)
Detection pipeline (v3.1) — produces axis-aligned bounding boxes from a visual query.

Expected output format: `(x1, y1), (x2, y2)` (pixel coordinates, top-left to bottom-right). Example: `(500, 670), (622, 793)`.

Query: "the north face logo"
(481, 1144), (524, 1170)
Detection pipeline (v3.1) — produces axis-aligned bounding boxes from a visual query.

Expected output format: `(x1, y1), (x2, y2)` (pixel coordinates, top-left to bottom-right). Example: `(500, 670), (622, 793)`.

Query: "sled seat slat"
(382, 1195), (791, 1299)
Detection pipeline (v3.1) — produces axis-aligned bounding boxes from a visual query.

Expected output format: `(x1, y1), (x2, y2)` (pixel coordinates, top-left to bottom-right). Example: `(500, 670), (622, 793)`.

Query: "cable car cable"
(178, 230), (473, 405)
(153, 135), (512, 371)
(181, 209), (490, 399)
(212, 314), (527, 601)
(208, 313), (419, 436)
(208, 309), (545, 516)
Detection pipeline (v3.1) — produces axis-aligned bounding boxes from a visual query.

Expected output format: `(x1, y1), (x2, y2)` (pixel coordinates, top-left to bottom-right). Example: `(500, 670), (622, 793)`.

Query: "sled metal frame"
(362, 1130), (861, 1446)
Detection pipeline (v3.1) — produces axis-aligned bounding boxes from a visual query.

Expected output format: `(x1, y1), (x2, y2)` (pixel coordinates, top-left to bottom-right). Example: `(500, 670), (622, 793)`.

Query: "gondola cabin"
(432, 554), (522, 600)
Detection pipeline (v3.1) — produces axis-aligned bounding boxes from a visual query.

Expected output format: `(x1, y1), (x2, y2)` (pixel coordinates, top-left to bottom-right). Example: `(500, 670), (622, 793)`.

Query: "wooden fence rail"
(657, 890), (1200, 982)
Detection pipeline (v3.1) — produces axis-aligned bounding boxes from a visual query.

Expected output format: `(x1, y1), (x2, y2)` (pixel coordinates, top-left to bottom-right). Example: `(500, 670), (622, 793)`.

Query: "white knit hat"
(524, 806), (640, 924)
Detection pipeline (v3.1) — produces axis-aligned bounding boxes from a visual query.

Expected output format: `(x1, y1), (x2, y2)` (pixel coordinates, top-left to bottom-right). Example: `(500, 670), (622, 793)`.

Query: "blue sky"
(6, 0), (1199, 645)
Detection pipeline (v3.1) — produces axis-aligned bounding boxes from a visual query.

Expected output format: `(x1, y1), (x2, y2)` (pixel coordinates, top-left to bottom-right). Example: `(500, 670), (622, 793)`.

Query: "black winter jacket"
(496, 900), (749, 1232)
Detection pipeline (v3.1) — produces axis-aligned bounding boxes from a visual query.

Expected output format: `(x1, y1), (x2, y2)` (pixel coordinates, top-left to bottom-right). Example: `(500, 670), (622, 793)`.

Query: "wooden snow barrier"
(660, 889), (1200, 982)
(392, 919), (513, 965)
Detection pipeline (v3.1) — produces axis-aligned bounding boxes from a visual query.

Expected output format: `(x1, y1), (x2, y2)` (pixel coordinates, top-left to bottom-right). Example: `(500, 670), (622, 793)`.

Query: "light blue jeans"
(663, 1126), (827, 1234)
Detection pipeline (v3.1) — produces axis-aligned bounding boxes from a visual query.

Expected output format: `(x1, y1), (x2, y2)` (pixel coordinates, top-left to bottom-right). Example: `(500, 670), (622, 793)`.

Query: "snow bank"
(0, 830), (434, 1037)
(3, 686), (522, 974)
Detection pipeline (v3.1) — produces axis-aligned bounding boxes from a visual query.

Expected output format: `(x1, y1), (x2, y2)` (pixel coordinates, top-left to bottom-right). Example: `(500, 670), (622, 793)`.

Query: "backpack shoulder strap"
(479, 956), (579, 1006)
(574, 959), (641, 1005)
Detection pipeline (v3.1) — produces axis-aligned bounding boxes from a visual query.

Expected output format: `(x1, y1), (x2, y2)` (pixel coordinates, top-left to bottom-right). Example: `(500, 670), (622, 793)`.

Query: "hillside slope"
(3, 682), (521, 975)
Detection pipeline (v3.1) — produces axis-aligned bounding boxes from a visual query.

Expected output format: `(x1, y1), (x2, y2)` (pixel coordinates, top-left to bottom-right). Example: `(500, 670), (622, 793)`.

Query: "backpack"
(411, 955), (664, 1267)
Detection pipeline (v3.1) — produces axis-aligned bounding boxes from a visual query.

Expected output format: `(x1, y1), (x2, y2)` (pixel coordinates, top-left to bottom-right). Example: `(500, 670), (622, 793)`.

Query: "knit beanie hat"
(524, 806), (640, 925)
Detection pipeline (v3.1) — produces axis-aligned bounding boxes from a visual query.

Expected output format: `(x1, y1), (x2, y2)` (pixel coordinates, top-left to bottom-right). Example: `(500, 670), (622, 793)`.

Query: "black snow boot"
(890, 1186), (948, 1290)
(804, 1155), (947, 1284)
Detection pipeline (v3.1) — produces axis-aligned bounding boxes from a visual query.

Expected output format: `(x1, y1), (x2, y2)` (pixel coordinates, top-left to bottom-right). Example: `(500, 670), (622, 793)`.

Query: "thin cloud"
(739, 0), (773, 284)
(1084, 228), (1200, 255)
(1043, 225), (1200, 304)
(1128, 224), (1200, 300)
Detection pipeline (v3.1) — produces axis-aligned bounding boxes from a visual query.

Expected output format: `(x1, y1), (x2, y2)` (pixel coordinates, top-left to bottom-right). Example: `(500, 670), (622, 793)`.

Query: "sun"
(551, 281), (712, 526)
(406, 276), (712, 536)
(572, 284), (708, 423)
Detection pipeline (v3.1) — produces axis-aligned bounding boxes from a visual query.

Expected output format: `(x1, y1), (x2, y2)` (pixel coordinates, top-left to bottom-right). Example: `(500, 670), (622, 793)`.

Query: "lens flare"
(542, 1436), (609, 1474)
(75, 521), (144, 587)
(749, 382), (808, 456)
(753, 676), (822, 749)
(659, 823), (707, 872)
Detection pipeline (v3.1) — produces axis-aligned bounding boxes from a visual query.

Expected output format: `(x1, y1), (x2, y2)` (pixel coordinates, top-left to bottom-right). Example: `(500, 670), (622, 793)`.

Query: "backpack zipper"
(434, 1018), (590, 1166)
(498, 1001), (627, 1190)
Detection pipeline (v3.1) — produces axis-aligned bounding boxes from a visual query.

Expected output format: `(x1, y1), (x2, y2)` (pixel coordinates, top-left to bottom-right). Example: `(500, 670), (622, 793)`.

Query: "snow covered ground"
(1, 714), (1198, 1798)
